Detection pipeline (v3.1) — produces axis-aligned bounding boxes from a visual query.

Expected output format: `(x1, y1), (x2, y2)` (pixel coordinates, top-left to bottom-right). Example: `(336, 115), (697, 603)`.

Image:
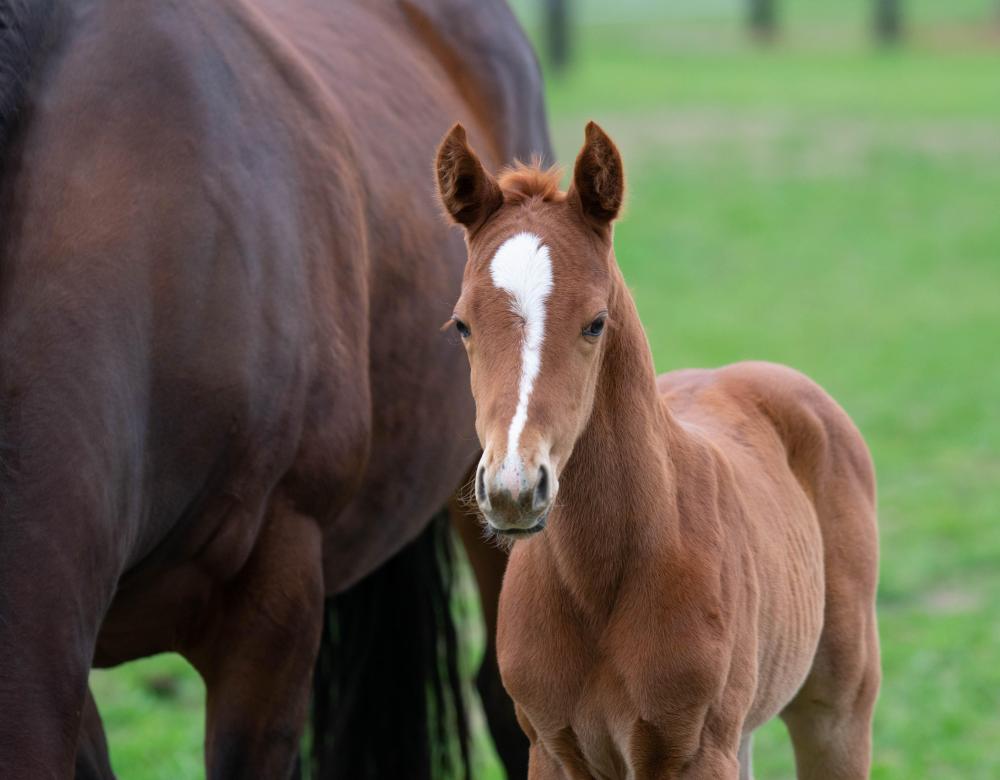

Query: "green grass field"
(91, 3), (1000, 777)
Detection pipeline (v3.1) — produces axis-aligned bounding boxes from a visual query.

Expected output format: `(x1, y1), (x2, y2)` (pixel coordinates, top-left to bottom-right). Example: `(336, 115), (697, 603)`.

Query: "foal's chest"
(497, 557), (724, 778)
(504, 640), (713, 780)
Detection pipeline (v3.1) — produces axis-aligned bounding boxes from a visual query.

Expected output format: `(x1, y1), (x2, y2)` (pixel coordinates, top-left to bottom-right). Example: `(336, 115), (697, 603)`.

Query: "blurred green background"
(91, 1), (1000, 777)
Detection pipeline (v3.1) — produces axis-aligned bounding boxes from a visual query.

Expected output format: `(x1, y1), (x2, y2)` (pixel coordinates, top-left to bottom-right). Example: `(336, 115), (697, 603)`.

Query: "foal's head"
(436, 122), (624, 538)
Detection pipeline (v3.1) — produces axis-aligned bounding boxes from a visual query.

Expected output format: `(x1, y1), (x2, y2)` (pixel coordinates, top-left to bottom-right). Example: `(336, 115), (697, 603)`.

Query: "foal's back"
(658, 360), (880, 775)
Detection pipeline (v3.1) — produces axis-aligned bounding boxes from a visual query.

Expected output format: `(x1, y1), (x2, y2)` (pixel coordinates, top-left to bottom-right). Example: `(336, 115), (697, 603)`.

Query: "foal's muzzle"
(476, 454), (555, 536)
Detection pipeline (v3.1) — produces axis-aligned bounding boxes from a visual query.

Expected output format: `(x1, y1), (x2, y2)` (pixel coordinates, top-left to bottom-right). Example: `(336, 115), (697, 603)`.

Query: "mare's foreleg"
(75, 686), (116, 779)
(0, 502), (120, 776)
(184, 496), (324, 780)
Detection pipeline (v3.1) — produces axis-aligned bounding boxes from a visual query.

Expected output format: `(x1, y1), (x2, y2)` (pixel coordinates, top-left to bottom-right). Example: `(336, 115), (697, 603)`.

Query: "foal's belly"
(743, 505), (827, 729)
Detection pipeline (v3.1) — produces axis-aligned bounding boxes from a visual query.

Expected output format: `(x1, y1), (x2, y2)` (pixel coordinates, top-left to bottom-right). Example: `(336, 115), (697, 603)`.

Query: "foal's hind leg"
(184, 497), (324, 780)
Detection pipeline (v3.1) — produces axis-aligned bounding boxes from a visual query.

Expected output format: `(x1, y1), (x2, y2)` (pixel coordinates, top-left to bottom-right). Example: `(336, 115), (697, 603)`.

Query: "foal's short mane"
(498, 159), (565, 204)
(0, 0), (58, 155)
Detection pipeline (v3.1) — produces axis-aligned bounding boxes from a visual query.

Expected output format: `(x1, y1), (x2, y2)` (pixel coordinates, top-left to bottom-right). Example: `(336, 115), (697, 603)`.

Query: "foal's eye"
(454, 318), (471, 339)
(583, 315), (607, 339)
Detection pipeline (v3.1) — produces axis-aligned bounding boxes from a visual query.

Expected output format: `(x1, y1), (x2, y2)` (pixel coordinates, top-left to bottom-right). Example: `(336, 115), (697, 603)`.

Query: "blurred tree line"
(541, 0), (910, 72)
(747, 0), (903, 43)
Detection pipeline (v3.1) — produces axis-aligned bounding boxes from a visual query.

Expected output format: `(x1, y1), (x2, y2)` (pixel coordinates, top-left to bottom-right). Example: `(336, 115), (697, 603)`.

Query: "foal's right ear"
(435, 124), (503, 232)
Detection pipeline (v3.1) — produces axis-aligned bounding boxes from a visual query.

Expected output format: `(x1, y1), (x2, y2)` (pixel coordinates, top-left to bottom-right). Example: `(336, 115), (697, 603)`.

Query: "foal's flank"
(436, 122), (880, 779)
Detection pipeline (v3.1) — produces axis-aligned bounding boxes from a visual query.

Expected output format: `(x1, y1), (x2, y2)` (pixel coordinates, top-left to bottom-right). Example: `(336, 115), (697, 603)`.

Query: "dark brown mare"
(436, 123), (881, 778)
(0, 1), (546, 777)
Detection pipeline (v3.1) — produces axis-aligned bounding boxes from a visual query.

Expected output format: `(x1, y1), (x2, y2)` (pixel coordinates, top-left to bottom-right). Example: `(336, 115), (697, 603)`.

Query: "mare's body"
(0, 1), (546, 776)
(435, 123), (880, 779)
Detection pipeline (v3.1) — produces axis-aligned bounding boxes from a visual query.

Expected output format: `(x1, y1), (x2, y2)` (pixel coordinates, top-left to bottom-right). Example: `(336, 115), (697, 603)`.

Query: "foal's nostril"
(476, 464), (488, 506)
(533, 464), (550, 510)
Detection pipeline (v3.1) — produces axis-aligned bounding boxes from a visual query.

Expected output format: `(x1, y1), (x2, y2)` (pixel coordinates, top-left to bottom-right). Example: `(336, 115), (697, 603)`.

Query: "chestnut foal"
(436, 123), (880, 779)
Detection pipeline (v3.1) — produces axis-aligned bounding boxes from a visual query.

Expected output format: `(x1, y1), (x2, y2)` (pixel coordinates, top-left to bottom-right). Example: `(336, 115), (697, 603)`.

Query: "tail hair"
(307, 510), (471, 779)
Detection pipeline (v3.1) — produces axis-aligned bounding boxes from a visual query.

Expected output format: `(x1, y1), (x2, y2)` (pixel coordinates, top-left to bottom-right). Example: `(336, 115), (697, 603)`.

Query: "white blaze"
(489, 232), (553, 487)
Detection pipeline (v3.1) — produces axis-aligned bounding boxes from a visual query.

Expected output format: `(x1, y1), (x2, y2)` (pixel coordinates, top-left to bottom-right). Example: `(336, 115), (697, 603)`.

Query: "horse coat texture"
(436, 122), (881, 779)
(0, 1), (550, 776)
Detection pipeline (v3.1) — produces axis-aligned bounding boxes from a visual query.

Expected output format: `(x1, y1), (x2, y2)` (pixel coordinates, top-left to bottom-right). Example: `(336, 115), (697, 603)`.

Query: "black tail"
(307, 510), (471, 779)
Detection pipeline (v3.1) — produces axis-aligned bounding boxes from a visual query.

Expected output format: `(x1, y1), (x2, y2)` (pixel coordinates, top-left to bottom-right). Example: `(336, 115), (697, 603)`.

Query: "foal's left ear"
(435, 123), (503, 232)
(568, 121), (624, 228)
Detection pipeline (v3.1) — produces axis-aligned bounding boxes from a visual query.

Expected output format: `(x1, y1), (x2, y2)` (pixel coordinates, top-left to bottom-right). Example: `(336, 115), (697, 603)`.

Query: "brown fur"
(0, 1), (548, 776)
(437, 122), (880, 779)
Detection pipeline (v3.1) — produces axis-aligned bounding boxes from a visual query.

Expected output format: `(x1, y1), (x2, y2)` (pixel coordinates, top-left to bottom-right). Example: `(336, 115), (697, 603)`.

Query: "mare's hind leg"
(184, 496), (324, 780)
(451, 494), (530, 779)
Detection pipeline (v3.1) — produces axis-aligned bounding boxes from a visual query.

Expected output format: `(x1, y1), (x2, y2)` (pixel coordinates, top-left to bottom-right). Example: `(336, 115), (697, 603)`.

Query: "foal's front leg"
(676, 745), (741, 780)
(184, 498), (324, 780)
(527, 743), (571, 780)
(630, 714), (742, 780)
(671, 718), (742, 780)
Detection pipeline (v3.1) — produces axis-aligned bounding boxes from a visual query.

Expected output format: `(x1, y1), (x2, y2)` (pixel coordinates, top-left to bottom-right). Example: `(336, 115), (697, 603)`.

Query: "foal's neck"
(543, 262), (683, 616)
